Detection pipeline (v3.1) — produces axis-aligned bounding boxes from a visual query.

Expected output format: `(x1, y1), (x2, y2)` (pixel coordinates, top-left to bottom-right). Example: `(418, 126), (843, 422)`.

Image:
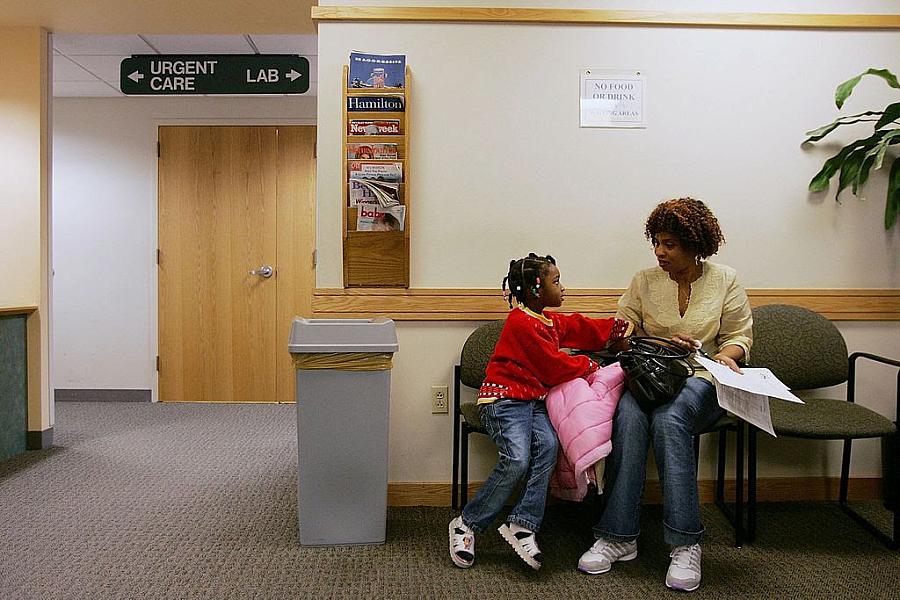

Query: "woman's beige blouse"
(616, 262), (753, 364)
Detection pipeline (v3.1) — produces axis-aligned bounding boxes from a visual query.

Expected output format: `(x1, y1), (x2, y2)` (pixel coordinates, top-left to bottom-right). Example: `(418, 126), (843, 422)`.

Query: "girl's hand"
(669, 333), (698, 352)
(712, 353), (743, 374)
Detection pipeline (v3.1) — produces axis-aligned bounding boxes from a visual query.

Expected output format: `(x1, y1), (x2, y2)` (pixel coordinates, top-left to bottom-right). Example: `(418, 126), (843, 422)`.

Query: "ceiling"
(52, 34), (318, 97)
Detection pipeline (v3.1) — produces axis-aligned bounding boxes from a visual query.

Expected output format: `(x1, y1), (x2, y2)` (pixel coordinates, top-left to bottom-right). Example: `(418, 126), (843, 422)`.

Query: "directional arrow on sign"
(121, 54), (309, 95)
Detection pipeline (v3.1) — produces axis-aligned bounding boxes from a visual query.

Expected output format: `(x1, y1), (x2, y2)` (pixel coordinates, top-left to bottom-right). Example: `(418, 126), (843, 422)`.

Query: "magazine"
(349, 179), (400, 207)
(347, 95), (405, 112)
(349, 180), (379, 208)
(347, 143), (399, 160)
(348, 52), (406, 89)
(356, 202), (406, 231)
(348, 119), (401, 136)
(349, 160), (402, 183)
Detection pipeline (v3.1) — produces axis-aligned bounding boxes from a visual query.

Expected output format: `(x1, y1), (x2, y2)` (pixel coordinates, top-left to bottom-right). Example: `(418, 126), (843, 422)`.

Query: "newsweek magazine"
(356, 202), (406, 231)
(347, 95), (405, 112)
(348, 52), (406, 89)
(348, 119), (401, 135)
(349, 161), (402, 183)
(347, 143), (399, 160)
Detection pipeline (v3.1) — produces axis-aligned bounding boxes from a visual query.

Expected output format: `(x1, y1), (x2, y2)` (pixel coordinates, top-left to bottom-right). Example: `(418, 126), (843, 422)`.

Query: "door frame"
(151, 119), (316, 402)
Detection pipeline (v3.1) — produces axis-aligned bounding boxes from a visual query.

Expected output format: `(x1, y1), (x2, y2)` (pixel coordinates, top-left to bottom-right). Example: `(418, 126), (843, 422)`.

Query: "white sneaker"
(666, 544), (702, 592)
(577, 537), (638, 575)
(449, 516), (475, 568)
(498, 522), (543, 570)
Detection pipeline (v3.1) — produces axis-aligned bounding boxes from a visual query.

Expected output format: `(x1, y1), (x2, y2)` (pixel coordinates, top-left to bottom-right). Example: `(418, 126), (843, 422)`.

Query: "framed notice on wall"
(580, 69), (646, 128)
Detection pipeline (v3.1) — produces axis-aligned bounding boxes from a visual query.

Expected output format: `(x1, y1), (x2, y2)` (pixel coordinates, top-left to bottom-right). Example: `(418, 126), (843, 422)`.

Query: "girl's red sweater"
(477, 307), (632, 403)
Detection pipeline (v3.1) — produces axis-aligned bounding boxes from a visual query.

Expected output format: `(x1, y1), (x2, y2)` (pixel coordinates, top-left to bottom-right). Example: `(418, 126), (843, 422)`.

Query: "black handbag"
(617, 336), (695, 413)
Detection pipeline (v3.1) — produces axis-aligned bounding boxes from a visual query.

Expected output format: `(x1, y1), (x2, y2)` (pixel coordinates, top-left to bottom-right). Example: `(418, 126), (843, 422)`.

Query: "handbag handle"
(618, 336), (695, 377)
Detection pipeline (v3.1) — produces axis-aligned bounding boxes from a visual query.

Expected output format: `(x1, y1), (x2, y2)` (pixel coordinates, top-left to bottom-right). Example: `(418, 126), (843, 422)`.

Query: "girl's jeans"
(594, 377), (724, 547)
(461, 399), (559, 533)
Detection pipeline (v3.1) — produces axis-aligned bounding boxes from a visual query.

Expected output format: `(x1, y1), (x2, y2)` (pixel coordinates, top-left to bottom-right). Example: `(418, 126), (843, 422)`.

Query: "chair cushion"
(771, 397), (896, 439)
(459, 321), (505, 389)
(460, 401), (485, 432)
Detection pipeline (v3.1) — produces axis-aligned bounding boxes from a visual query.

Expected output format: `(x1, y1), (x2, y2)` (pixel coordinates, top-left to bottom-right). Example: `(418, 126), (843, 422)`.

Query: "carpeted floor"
(0, 402), (897, 599)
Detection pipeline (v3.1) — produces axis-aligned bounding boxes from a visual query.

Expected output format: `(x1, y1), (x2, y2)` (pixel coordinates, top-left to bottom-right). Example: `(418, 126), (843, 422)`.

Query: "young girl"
(449, 253), (633, 570)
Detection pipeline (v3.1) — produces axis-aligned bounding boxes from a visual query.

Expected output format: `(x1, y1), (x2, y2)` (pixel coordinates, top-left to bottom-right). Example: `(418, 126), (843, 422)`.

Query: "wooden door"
(158, 126), (315, 402)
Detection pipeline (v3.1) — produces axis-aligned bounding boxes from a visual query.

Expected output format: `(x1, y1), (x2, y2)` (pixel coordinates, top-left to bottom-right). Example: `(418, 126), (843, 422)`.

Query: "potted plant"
(804, 68), (899, 229)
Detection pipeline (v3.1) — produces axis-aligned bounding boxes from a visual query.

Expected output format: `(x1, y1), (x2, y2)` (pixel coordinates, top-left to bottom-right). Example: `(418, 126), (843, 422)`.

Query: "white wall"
(52, 96), (316, 395)
(317, 2), (900, 482)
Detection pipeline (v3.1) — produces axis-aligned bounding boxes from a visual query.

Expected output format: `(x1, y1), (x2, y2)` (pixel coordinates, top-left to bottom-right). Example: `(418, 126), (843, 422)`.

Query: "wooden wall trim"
(312, 288), (900, 321)
(387, 477), (883, 506)
(312, 7), (900, 30)
(0, 305), (38, 316)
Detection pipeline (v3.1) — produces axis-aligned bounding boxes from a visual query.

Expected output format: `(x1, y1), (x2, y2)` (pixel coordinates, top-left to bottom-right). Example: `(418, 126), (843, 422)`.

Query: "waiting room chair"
(747, 304), (898, 549)
(451, 320), (504, 510)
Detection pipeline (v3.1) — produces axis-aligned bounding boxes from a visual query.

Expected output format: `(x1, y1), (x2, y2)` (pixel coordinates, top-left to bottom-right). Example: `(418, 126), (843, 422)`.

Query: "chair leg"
(712, 423), (744, 548)
(716, 429), (727, 504)
(734, 420), (744, 548)
(839, 438), (852, 505)
(838, 436), (899, 549)
(451, 366), (461, 511)
(748, 424), (757, 543)
(461, 425), (470, 509)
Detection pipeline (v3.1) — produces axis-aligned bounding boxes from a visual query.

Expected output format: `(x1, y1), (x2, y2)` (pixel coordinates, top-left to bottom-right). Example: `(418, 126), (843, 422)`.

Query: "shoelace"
(670, 545), (701, 570)
(591, 539), (630, 559)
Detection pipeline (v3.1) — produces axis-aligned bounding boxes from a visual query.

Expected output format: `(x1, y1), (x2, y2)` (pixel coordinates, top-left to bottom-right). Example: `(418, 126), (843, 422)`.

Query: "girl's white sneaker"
(498, 522), (542, 570)
(449, 516), (475, 568)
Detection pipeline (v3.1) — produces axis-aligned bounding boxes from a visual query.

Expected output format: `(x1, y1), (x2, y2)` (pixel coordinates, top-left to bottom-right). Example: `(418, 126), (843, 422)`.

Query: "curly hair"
(644, 197), (725, 259)
(502, 253), (556, 309)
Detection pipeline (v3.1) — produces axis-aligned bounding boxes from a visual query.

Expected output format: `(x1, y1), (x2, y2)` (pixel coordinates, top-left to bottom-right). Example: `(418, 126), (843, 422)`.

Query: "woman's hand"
(669, 333), (698, 352)
(712, 353), (743, 374)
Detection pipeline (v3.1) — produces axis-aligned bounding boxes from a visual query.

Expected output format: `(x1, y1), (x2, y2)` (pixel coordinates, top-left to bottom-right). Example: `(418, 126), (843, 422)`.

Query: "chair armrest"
(848, 352), (900, 423)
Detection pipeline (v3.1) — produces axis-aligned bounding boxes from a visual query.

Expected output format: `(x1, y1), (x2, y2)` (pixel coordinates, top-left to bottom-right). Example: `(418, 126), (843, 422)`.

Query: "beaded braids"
(502, 253), (556, 309)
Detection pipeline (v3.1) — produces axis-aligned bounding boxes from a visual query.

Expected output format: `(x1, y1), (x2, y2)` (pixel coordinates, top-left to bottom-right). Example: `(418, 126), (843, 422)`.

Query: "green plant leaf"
(886, 156), (900, 229)
(837, 148), (867, 200)
(803, 111), (883, 143)
(873, 102), (900, 130)
(853, 153), (875, 195)
(870, 129), (900, 171)
(835, 68), (899, 109)
(808, 134), (882, 193)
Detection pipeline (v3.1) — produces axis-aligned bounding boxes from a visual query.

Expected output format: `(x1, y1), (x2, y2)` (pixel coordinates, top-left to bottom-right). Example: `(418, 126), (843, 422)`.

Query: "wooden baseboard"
(387, 477), (883, 507)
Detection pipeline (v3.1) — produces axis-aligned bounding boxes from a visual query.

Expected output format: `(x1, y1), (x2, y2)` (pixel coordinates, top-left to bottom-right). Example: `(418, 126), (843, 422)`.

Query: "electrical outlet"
(431, 385), (449, 414)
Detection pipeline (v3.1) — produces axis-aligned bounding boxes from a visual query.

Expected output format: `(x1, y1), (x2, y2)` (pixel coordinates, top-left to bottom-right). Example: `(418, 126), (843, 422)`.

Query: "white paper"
(696, 355), (804, 437)
(695, 356), (803, 403)
(713, 382), (776, 437)
(580, 69), (646, 128)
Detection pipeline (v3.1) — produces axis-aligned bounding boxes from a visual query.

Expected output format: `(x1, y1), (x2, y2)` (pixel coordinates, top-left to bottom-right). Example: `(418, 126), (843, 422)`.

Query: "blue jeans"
(461, 399), (559, 533)
(594, 377), (723, 547)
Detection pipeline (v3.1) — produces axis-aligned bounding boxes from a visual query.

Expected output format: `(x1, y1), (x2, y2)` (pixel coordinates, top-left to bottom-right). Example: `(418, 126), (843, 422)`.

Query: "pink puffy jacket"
(546, 363), (626, 501)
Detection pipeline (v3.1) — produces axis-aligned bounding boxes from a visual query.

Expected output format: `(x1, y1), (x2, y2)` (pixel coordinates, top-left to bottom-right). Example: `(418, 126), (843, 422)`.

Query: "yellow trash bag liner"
(292, 352), (394, 371)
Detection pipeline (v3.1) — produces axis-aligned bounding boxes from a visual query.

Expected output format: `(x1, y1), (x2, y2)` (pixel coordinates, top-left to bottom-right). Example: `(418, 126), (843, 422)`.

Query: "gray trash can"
(288, 317), (398, 546)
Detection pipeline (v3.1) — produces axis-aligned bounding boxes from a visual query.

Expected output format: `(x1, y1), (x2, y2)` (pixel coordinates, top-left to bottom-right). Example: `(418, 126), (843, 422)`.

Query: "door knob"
(250, 265), (274, 278)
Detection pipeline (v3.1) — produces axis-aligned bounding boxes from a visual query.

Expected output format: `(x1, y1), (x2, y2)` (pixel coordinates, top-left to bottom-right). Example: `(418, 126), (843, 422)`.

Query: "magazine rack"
(342, 64), (410, 288)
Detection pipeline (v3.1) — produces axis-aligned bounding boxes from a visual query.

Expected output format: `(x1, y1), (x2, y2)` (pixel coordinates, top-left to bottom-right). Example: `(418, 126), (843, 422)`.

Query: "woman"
(578, 198), (752, 593)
